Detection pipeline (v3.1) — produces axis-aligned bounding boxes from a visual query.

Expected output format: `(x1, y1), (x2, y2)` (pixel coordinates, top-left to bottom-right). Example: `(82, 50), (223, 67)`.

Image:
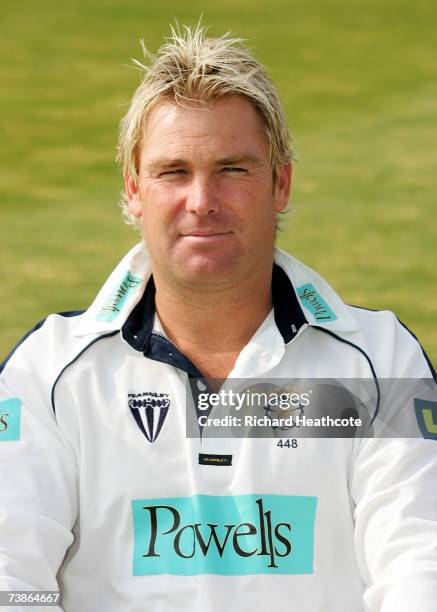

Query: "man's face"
(125, 96), (291, 291)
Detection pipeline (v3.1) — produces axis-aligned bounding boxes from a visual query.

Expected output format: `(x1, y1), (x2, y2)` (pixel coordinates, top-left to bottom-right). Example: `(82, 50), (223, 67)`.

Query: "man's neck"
(153, 268), (274, 379)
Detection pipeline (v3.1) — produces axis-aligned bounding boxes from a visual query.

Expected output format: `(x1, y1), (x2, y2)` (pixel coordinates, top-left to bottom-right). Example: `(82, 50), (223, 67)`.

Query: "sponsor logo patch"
(297, 283), (337, 322)
(97, 271), (142, 323)
(0, 398), (22, 441)
(414, 398), (437, 440)
(199, 453), (233, 466)
(132, 494), (317, 575)
(128, 392), (170, 443)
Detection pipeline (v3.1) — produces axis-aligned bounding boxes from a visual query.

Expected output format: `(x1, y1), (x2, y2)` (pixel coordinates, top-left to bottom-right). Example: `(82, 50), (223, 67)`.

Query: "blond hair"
(117, 23), (292, 226)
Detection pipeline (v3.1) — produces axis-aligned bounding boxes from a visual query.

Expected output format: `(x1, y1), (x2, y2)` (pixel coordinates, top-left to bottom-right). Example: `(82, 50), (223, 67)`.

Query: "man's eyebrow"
(216, 154), (261, 166)
(145, 158), (187, 171)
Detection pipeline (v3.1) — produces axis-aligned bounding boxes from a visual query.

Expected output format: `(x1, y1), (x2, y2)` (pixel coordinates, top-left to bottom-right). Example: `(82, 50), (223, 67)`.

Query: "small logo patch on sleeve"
(414, 398), (437, 440)
(297, 283), (337, 322)
(0, 398), (22, 441)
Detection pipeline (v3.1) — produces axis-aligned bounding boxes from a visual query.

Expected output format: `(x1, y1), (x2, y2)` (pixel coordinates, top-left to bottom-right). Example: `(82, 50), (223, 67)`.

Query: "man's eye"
(222, 167), (246, 173)
(160, 169), (185, 177)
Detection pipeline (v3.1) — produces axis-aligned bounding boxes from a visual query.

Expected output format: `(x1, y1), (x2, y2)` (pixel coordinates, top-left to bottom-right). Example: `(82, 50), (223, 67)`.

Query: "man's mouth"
(181, 231), (232, 238)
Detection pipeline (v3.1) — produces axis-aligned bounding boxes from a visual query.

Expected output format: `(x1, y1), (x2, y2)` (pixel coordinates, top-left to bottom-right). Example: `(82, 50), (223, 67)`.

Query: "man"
(1, 24), (436, 612)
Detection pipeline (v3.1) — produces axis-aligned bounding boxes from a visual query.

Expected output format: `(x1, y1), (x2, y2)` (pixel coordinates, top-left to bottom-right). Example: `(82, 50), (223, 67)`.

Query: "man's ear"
(124, 169), (142, 218)
(273, 162), (292, 213)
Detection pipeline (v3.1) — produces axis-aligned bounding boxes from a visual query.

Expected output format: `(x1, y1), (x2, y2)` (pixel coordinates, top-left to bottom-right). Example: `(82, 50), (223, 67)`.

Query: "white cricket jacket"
(1, 243), (436, 612)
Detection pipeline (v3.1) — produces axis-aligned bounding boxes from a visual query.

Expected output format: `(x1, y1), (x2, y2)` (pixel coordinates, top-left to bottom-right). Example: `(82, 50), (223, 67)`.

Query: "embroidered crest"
(128, 392), (170, 443)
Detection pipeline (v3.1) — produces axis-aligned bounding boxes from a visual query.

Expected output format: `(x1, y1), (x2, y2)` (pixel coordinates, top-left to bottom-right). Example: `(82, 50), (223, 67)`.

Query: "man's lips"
(180, 231), (232, 238)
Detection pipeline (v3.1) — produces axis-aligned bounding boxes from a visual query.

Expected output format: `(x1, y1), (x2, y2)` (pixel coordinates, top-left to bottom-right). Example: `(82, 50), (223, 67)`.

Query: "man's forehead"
(144, 97), (262, 132)
(138, 97), (269, 163)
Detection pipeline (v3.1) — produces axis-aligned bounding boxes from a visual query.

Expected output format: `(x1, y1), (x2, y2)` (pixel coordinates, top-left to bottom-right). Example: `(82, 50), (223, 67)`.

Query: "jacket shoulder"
(347, 305), (436, 380)
(0, 311), (87, 388)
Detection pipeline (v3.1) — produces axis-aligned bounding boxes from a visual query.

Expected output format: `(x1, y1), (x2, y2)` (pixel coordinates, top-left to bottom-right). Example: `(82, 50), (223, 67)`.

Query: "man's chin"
(174, 253), (242, 287)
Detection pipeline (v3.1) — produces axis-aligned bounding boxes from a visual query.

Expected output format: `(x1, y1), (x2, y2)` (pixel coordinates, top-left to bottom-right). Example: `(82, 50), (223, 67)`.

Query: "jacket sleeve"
(350, 314), (437, 612)
(0, 325), (78, 611)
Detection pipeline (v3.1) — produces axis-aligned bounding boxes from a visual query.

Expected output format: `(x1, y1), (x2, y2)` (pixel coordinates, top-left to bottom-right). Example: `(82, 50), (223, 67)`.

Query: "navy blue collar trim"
(122, 275), (155, 353)
(122, 264), (307, 373)
(122, 276), (203, 378)
(272, 264), (307, 342)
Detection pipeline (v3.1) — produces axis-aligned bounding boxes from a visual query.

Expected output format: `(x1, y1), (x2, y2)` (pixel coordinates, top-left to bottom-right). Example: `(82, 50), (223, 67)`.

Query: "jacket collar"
(274, 249), (360, 333)
(74, 243), (360, 338)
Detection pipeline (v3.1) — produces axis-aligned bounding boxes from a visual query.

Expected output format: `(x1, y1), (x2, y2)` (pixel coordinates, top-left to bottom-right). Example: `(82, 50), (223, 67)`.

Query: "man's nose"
(185, 176), (219, 216)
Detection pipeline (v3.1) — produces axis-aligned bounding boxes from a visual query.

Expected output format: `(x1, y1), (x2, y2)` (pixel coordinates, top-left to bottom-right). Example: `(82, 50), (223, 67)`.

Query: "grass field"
(1, 0), (436, 366)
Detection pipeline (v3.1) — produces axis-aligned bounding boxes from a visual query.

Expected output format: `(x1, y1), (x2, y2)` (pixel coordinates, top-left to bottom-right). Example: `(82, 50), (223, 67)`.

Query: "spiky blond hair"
(117, 23), (291, 226)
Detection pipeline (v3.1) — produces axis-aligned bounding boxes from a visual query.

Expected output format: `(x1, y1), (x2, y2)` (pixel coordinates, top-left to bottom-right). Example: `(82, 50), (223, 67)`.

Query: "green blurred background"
(1, 0), (436, 365)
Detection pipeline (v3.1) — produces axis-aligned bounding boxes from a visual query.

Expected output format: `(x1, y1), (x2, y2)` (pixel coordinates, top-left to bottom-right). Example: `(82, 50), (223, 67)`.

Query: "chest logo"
(128, 392), (170, 443)
(131, 494), (317, 575)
